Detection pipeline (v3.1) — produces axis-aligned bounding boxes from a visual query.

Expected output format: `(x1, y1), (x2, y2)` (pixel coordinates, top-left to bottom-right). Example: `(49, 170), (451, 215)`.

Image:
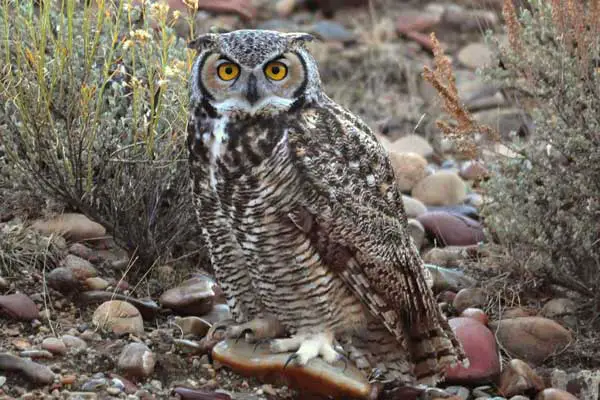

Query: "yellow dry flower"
(122, 39), (134, 51)
(172, 10), (181, 20)
(150, 2), (170, 22)
(182, 0), (198, 12)
(130, 29), (152, 42)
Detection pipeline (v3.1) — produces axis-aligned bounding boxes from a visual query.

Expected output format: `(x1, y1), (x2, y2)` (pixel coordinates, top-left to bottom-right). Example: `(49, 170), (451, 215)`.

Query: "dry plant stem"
(421, 32), (499, 158)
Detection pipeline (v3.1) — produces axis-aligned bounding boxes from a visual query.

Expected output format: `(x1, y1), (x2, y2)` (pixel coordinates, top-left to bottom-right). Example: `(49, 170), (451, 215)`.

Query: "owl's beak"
(245, 73), (259, 105)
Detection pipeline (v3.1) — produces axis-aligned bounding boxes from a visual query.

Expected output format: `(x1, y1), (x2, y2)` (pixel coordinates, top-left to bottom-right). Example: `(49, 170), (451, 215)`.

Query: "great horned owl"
(187, 29), (467, 390)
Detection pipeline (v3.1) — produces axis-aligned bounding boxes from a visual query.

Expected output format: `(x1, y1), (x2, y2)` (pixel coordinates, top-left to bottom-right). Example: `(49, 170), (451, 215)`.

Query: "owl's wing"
(286, 104), (467, 382)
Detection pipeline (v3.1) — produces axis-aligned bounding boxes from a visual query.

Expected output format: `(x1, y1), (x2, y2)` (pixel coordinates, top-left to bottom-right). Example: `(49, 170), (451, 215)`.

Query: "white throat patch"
(206, 115), (229, 190)
(214, 96), (294, 116)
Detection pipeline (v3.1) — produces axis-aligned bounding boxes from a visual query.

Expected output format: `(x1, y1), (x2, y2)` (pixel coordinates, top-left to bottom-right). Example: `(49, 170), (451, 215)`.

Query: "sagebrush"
(0, 0), (202, 271)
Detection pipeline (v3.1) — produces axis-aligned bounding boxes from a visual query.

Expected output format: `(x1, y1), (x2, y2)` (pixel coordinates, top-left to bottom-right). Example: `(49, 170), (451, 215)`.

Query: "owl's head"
(189, 30), (321, 116)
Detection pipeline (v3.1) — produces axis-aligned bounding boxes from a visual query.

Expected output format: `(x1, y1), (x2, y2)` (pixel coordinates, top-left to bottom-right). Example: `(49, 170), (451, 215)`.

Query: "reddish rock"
(92, 300), (144, 335)
(499, 359), (545, 397)
(159, 276), (216, 316)
(397, 11), (441, 34)
(503, 307), (533, 319)
(417, 211), (485, 246)
(489, 317), (573, 365)
(0, 293), (39, 321)
(453, 288), (487, 314)
(30, 213), (106, 242)
(445, 317), (500, 383)
(460, 308), (489, 325)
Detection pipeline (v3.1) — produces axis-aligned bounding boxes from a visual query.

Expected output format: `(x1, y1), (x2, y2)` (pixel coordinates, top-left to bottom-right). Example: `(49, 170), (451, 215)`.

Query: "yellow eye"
(264, 61), (288, 81)
(217, 62), (240, 81)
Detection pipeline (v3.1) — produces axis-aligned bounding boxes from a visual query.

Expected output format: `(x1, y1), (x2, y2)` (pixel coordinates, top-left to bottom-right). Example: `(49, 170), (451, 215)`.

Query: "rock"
(309, 20), (356, 43)
(489, 317), (572, 365)
(61, 335), (88, 351)
(460, 308), (488, 325)
(510, 396), (530, 400)
(389, 152), (428, 192)
(407, 219), (425, 249)
(173, 388), (232, 399)
(540, 298), (576, 319)
(445, 386), (470, 400)
(174, 316), (212, 337)
(427, 205), (479, 220)
(453, 288), (487, 314)
(30, 213), (106, 242)
(41, 337), (67, 355)
(118, 343), (155, 378)
(202, 304), (231, 325)
(536, 389), (578, 400)
(275, 0), (296, 17)
(0, 352), (56, 385)
(457, 42), (494, 70)
(412, 171), (467, 206)
(422, 246), (483, 268)
(402, 196), (427, 219)
(396, 10), (442, 34)
(460, 161), (489, 181)
(160, 276), (216, 316)
(19, 350), (54, 359)
(212, 340), (378, 399)
(417, 212), (485, 246)
(80, 291), (160, 320)
(499, 359), (544, 397)
(61, 254), (97, 279)
(425, 265), (476, 293)
(0, 276), (8, 290)
(446, 318), (500, 383)
(0, 293), (39, 321)
(473, 108), (531, 140)
(84, 277), (110, 291)
(389, 134), (434, 158)
(46, 267), (80, 294)
(92, 300), (144, 335)
(545, 369), (600, 399)
(503, 308), (533, 319)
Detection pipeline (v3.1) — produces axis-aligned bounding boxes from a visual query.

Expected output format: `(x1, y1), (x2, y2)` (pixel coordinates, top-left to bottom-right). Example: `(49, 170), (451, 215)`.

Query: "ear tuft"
(188, 33), (218, 52)
(285, 32), (314, 46)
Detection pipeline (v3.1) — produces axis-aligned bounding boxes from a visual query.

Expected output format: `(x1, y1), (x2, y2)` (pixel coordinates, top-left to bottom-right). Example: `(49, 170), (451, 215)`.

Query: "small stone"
(457, 42), (494, 69)
(202, 303), (231, 325)
(422, 245), (481, 268)
(213, 340), (377, 399)
(80, 290), (160, 320)
(474, 108), (531, 140)
(412, 171), (467, 206)
(402, 195), (428, 218)
(174, 316), (212, 337)
(61, 254), (97, 280)
(61, 374), (77, 385)
(172, 387), (232, 399)
(118, 343), (155, 378)
(489, 317), (573, 365)
(446, 317), (500, 383)
(540, 298), (576, 319)
(418, 212), (485, 246)
(0, 293), (39, 321)
(427, 205), (479, 221)
(61, 335), (88, 351)
(389, 152), (428, 193)
(309, 20), (355, 43)
(12, 338), (31, 350)
(275, 0), (296, 17)
(425, 265), (476, 293)
(453, 288), (487, 314)
(0, 277), (8, 290)
(160, 276), (216, 316)
(42, 337), (67, 355)
(46, 267), (80, 294)
(503, 308), (532, 319)
(445, 386), (470, 400)
(460, 161), (489, 182)
(84, 277), (109, 291)
(407, 219), (425, 250)
(510, 396), (531, 400)
(92, 300), (144, 335)
(31, 213), (106, 242)
(389, 134), (433, 158)
(499, 359), (545, 397)
(460, 308), (489, 325)
(19, 350), (54, 359)
(0, 352), (56, 385)
(536, 388), (578, 400)
(68, 243), (98, 262)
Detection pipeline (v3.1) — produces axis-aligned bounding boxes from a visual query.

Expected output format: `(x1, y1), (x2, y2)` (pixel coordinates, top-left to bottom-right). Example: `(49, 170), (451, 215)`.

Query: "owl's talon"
(284, 353), (300, 369)
(226, 317), (286, 344)
(271, 331), (342, 367)
(235, 328), (254, 343)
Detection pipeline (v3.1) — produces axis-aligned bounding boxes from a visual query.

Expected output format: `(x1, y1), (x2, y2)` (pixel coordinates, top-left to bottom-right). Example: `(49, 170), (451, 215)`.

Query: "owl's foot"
(225, 317), (286, 343)
(270, 331), (344, 367)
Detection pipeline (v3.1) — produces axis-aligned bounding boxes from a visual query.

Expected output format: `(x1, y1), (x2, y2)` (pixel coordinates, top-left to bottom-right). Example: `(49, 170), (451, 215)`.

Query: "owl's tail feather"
(409, 307), (470, 386)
